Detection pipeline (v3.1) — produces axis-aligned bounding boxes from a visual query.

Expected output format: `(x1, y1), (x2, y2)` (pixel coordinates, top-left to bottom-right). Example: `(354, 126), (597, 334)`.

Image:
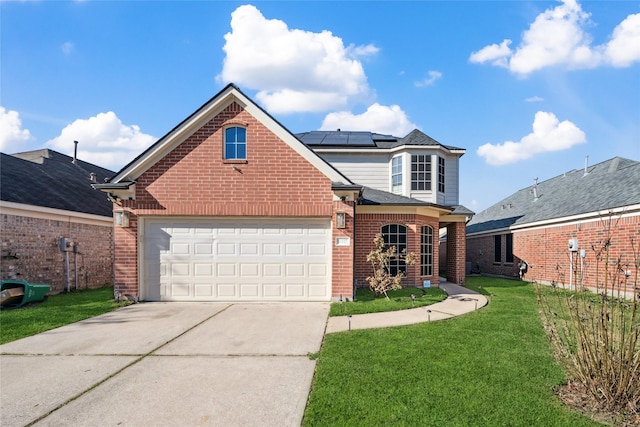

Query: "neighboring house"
(464, 157), (640, 292)
(0, 149), (115, 293)
(93, 84), (472, 302)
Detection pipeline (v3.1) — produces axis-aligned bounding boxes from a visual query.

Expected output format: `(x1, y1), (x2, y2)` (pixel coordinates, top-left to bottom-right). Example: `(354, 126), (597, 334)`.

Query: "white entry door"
(142, 218), (332, 301)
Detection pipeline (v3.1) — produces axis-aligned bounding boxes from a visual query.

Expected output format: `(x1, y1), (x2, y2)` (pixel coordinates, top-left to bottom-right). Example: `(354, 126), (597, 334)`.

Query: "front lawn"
(329, 286), (447, 317)
(304, 277), (602, 426)
(0, 286), (123, 344)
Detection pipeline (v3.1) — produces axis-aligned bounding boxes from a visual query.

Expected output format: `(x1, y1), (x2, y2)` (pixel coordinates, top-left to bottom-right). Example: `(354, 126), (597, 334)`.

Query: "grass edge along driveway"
(303, 277), (602, 426)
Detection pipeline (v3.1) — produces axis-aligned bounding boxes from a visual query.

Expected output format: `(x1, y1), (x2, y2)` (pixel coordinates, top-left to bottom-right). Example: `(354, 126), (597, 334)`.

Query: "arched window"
(224, 126), (247, 160)
(421, 226), (434, 276)
(381, 224), (407, 276)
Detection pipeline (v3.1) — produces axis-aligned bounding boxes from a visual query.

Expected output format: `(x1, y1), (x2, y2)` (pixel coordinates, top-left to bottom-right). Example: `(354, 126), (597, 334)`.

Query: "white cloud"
(604, 13), (640, 67)
(219, 4), (375, 114)
(0, 107), (32, 152)
(46, 112), (156, 171)
(61, 41), (74, 55)
(525, 96), (544, 103)
(477, 111), (586, 165)
(470, 0), (640, 75)
(415, 70), (443, 87)
(320, 103), (417, 136)
(469, 39), (512, 67)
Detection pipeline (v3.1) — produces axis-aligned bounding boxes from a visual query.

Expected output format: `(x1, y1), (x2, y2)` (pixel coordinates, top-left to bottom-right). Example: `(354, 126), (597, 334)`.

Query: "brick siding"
(1, 214), (113, 293)
(354, 213), (440, 289)
(466, 213), (640, 292)
(115, 101), (336, 297)
(332, 200), (355, 299)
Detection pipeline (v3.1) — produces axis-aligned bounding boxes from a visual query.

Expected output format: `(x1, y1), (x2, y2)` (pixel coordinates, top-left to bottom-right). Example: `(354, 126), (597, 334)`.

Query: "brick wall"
(466, 233), (521, 278)
(354, 213), (440, 289)
(332, 200), (355, 299)
(446, 222), (466, 284)
(466, 213), (640, 292)
(1, 213), (113, 294)
(115, 101), (335, 297)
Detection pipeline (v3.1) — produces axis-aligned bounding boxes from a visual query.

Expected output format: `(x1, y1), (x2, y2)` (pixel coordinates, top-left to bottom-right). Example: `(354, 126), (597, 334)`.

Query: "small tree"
(366, 233), (416, 299)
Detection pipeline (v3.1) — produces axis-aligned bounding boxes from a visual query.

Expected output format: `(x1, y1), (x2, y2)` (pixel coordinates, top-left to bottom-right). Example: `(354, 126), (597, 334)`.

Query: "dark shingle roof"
(1, 149), (115, 217)
(358, 187), (459, 214)
(296, 129), (464, 152)
(466, 157), (640, 234)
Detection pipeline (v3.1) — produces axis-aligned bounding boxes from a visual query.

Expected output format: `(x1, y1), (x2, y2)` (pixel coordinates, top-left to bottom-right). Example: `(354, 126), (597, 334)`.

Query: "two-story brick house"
(94, 84), (472, 302)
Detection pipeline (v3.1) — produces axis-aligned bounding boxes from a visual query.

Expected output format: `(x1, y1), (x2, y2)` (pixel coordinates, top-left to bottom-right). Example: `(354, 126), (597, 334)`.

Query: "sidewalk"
(325, 281), (487, 334)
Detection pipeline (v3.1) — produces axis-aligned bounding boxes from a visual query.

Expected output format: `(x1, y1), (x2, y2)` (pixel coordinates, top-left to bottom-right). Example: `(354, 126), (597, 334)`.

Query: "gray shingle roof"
(358, 187), (458, 214)
(1, 149), (115, 217)
(466, 157), (640, 234)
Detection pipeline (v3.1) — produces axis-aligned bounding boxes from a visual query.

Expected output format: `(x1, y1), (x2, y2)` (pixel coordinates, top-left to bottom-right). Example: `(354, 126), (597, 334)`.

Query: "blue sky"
(2, 1), (639, 212)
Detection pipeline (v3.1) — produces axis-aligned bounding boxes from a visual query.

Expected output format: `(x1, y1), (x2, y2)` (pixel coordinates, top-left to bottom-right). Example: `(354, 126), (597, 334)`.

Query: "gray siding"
(319, 153), (390, 191)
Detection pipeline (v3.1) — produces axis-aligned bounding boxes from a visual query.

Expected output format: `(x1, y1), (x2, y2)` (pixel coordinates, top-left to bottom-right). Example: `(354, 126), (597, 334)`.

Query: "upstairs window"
(411, 154), (431, 191)
(381, 224), (407, 276)
(224, 126), (247, 160)
(438, 157), (445, 193)
(391, 156), (403, 193)
(421, 226), (434, 277)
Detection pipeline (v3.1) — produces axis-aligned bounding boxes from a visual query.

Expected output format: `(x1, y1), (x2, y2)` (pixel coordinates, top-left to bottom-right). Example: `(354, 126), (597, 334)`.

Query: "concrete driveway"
(0, 302), (329, 427)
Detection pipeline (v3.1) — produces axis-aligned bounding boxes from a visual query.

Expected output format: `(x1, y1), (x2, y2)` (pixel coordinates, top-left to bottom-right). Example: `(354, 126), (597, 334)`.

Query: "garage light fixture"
(114, 210), (130, 227)
(336, 212), (346, 229)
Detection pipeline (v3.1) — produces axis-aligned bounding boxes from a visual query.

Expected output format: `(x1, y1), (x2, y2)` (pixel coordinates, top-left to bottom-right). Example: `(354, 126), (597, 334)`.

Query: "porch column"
(446, 222), (466, 284)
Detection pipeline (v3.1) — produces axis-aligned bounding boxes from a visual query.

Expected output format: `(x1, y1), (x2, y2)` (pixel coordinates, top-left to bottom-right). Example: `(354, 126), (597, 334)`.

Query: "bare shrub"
(366, 233), (416, 299)
(536, 216), (640, 417)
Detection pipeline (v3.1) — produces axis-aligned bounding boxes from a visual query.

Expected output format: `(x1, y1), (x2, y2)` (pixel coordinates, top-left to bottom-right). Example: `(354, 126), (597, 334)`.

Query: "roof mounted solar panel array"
(296, 131), (378, 147)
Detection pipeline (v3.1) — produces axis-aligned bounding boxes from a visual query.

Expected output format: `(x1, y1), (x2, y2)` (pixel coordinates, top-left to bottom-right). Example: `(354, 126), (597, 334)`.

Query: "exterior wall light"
(336, 212), (346, 229)
(114, 210), (130, 227)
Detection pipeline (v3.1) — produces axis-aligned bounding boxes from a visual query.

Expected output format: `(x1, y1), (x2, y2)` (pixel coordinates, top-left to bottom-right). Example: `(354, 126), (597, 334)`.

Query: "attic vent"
(89, 173), (96, 183)
(608, 157), (620, 173)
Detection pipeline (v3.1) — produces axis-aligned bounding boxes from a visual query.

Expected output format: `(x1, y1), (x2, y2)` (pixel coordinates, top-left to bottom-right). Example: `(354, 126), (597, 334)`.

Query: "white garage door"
(142, 218), (332, 301)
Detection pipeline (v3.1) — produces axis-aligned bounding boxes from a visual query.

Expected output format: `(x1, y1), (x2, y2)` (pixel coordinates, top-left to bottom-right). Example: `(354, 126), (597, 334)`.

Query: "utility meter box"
(568, 238), (578, 252)
(59, 237), (73, 252)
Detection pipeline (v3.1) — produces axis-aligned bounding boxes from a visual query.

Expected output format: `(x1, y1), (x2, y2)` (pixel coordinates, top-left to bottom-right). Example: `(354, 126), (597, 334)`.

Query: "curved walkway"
(326, 281), (488, 334)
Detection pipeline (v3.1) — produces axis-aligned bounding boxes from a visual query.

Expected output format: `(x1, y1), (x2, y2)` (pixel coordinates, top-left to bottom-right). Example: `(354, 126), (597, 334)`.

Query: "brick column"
(446, 222), (466, 284)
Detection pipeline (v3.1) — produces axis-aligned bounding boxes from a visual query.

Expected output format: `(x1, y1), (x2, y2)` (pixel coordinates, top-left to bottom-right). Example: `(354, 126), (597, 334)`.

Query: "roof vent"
(608, 157), (620, 173)
(72, 140), (78, 165)
(583, 155), (589, 176)
(532, 177), (539, 201)
(89, 172), (96, 183)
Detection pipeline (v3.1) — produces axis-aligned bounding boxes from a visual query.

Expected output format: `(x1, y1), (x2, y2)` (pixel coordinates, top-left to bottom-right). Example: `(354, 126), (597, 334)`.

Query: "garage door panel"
(285, 243), (304, 255)
(193, 264), (213, 277)
(194, 284), (214, 297)
(217, 284), (237, 298)
(240, 263), (259, 277)
(143, 218), (331, 302)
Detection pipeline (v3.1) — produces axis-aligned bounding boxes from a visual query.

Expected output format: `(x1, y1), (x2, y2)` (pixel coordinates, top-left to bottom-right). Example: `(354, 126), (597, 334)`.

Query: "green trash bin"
(0, 279), (51, 308)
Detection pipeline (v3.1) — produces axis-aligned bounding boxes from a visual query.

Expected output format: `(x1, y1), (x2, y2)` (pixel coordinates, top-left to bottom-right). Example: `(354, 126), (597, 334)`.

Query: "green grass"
(304, 276), (602, 426)
(329, 286), (448, 317)
(0, 286), (124, 344)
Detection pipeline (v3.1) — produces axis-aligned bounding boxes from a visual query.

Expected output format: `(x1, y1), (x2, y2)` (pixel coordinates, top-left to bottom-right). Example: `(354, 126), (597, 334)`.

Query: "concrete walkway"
(326, 281), (487, 333)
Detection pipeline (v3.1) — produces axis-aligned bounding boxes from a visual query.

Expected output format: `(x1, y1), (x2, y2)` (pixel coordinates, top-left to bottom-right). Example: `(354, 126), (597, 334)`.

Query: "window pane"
(494, 235), (502, 263)
(225, 142), (235, 159)
(236, 127), (246, 142)
(381, 224), (408, 276)
(421, 226), (433, 276)
(506, 234), (514, 263)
